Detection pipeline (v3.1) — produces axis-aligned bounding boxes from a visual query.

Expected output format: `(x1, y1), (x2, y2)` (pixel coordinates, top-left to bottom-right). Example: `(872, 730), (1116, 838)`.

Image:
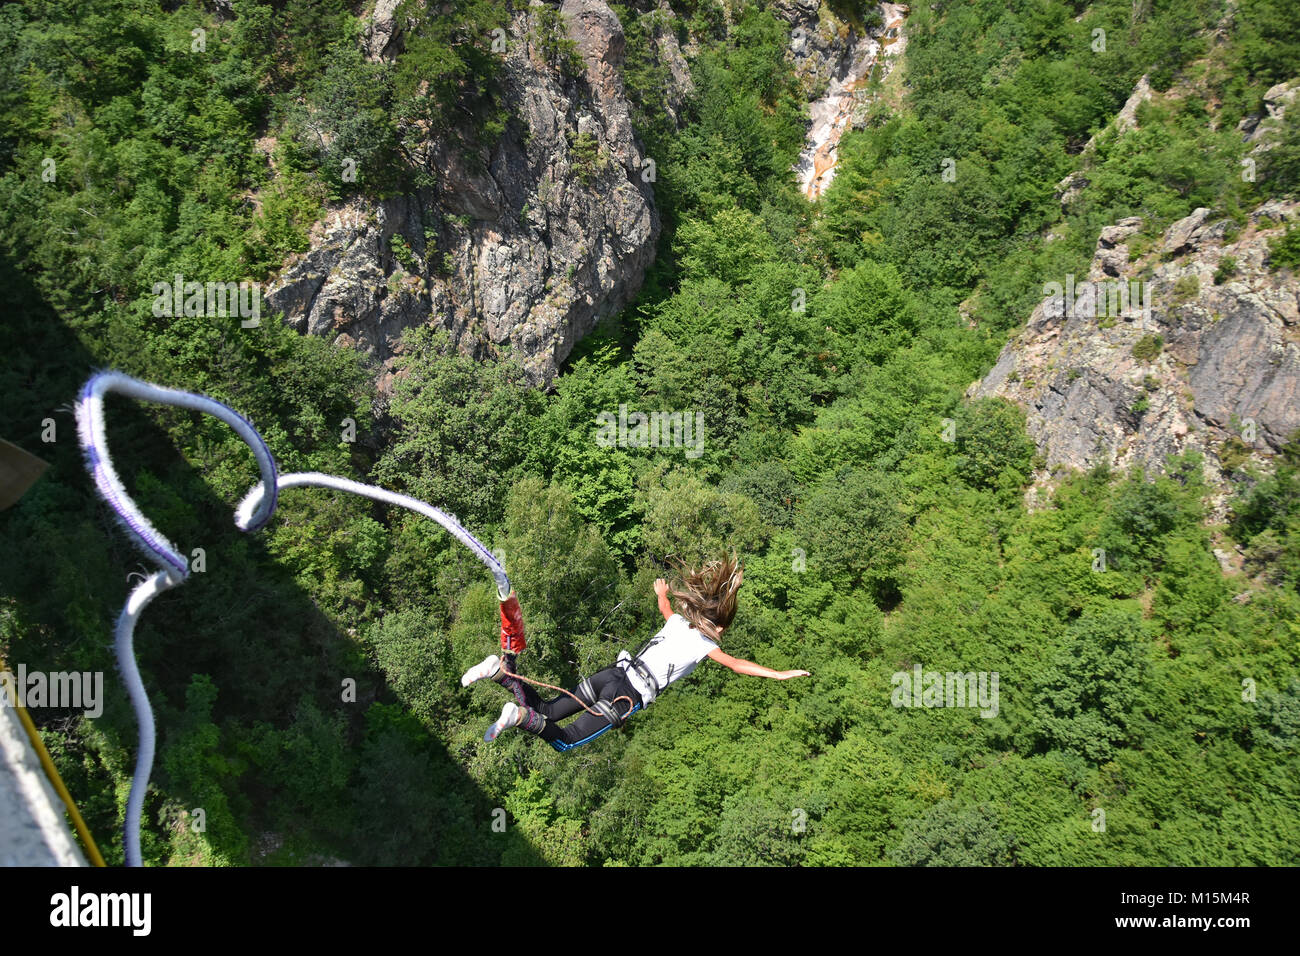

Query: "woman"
(461, 555), (811, 751)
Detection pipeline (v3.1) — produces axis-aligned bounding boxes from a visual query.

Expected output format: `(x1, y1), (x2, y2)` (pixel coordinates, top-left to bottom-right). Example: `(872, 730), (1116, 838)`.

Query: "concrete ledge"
(0, 704), (87, 866)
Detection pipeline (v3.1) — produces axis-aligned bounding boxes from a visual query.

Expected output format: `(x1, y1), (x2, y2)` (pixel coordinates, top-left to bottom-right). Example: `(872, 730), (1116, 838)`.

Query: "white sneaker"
(461, 654), (502, 687)
(485, 702), (522, 741)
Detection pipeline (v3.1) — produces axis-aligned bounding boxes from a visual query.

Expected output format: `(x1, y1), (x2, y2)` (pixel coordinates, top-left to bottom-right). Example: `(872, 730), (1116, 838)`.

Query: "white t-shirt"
(619, 614), (718, 705)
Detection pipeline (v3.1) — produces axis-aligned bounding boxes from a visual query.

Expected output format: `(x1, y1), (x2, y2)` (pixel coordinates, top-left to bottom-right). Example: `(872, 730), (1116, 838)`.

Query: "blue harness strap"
(548, 703), (642, 752)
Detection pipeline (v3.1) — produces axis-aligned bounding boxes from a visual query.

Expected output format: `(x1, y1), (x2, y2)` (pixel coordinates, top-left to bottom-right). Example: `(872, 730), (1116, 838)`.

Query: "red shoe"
(500, 592), (526, 654)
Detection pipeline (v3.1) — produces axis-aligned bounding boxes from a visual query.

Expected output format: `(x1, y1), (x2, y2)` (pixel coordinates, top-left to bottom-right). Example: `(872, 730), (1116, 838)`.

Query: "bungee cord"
(236, 472), (509, 599)
(76, 371), (280, 580)
(75, 371), (509, 866)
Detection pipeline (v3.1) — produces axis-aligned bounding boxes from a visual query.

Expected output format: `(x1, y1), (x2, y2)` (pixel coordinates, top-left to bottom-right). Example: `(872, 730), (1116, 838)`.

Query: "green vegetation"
(1268, 224), (1300, 270)
(569, 130), (605, 185)
(1132, 334), (1164, 362)
(389, 234), (419, 272)
(1173, 273), (1201, 302)
(530, 5), (585, 77)
(1, 0), (1298, 867)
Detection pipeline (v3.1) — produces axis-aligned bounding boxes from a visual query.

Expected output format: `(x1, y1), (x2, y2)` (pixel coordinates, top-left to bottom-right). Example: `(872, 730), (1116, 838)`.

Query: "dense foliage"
(1, 0), (1297, 866)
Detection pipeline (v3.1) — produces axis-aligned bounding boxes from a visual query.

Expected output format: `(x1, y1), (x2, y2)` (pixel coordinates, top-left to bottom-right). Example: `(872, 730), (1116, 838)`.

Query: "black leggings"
(501, 660), (642, 752)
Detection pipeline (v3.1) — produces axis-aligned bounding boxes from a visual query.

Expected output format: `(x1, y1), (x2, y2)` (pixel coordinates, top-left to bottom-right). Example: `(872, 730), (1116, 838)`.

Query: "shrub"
(1268, 224), (1300, 271)
(1132, 334), (1164, 363)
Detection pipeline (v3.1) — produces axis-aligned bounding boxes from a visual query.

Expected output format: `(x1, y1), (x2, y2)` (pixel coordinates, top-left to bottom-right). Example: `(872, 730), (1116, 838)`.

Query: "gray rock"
(1245, 78), (1300, 146)
(1056, 171), (1089, 210)
(268, 0), (660, 388)
(1186, 294), (1300, 449)
(364, 0), (407, 61)
(1115, 74), (1152, 133)
(1264, 79), (1299, 122)
(1098, 217), (1143, 248)
(645, 2), (694, 126)
(1165, 207), (1211, 253)
(969, 199), (1300, 505)
(787, 3), (910, 198)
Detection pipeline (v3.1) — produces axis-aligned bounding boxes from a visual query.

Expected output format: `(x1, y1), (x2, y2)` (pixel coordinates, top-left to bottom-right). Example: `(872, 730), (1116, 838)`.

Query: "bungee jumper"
(462, 555), (811, 751)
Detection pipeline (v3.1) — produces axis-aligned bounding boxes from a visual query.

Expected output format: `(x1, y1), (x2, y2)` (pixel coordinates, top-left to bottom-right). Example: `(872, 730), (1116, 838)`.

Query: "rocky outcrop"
(268, 0), (660, 388)
(1239, 79), (1299, 144)
(1113, 74), (1152, 134)
(617, 1), (694, 127)
(363, 0), (408, 61)
(969, 199), (1300, 509)
(779, 2), (909, 199)
(648, 3), (694, 125)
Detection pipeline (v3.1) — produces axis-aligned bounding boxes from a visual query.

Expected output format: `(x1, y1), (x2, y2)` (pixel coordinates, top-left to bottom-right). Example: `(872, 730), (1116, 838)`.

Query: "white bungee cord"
(236, 473), (510, 599)
(75, 371), (509, 866)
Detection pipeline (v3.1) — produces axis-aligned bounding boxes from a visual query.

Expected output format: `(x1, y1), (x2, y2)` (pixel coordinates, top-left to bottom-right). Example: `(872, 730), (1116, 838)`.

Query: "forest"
(1, 0), (1298, 866)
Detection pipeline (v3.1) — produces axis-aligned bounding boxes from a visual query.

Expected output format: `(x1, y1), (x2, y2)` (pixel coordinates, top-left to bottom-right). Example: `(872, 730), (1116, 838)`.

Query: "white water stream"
(794, 4), (909, 200)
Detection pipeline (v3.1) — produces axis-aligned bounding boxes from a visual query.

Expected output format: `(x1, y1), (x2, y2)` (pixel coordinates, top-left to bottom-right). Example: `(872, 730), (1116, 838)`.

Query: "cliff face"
(971, 73), (1300, 508)
(268, 0), (659, 389)
(969, 196), (1300, 508)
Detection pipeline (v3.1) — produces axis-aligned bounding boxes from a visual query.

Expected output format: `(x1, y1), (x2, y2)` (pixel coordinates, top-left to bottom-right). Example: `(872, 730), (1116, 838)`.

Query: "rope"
(1, 655), (107, 867)
(75, 371), (510, 866)
(76, 371), (280, 581)
(496, 659), (635, 723)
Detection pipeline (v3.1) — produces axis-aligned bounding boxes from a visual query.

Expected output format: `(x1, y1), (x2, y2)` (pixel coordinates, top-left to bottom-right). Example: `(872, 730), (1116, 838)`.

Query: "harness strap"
(592, 699), (630, 728)
(629, 656), (661, 701)
(616, 651), (660, 704)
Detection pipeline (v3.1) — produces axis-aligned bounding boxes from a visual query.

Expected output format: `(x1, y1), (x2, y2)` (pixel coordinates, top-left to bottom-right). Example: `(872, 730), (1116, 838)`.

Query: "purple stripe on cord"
(92, 465), (189, 578)
(79, 370), (513, 865)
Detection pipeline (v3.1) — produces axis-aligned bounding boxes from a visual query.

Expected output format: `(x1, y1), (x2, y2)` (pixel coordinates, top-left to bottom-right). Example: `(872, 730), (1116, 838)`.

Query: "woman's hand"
(655, 578), (673, 621)
(778, 670), (811, 679)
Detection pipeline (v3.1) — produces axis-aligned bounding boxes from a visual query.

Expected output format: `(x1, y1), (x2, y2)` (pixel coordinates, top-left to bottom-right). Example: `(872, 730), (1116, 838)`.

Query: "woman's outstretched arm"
(654, 577), (674, 622)
(707, 646), (809, 680)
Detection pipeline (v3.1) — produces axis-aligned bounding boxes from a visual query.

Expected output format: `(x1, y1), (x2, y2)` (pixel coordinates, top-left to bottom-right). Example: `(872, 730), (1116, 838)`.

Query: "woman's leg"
(532, 665), (618, 722)
(493, 593), (539, 707)
(484, 667), (601, 742)
(494, 655), (594, 719)
(534, 667), (642, 752)
(484, 665), (642, 749)
(497, 653), (543, 709)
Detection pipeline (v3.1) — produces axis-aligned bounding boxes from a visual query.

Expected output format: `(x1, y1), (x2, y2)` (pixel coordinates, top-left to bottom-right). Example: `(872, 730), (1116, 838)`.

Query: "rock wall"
(268, 0), (660, 389)
(970, 199), (1300, 510)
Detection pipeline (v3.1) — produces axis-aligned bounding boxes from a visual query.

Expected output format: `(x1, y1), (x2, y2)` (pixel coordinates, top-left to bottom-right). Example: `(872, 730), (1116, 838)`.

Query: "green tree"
(794, 467), (907, 600)
(952, 397), (1036, 495)
(890, 801), (1019, 866)
(1033, 608), (1152, 763)
(375, 327), (543, 528)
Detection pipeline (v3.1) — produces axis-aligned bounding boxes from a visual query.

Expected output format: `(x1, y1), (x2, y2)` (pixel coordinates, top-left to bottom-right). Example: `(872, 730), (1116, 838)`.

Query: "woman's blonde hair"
(670, 553), (743, 641)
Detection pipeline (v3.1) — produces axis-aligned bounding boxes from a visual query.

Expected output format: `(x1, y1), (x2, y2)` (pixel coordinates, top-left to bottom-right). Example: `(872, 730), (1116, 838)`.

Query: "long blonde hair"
(670, 553), (743, 642)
